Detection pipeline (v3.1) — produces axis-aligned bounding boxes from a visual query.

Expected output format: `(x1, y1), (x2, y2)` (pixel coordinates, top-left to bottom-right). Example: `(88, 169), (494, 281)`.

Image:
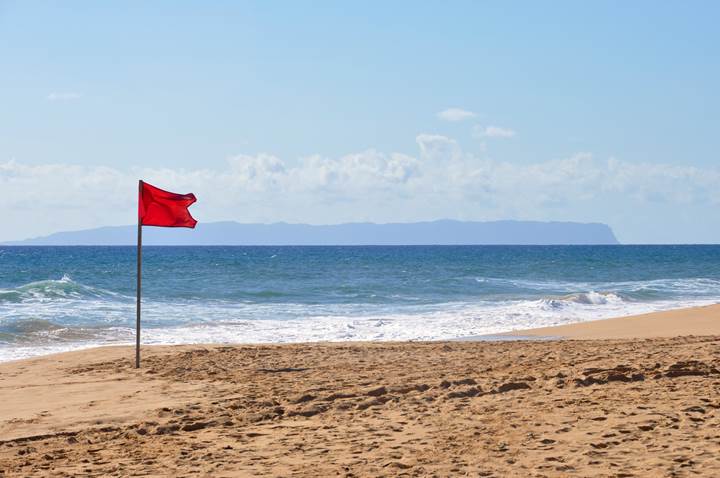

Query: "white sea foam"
(2, 275), (720, 362)
(141, 296), (717, 345)
(2, 294), (717, 362)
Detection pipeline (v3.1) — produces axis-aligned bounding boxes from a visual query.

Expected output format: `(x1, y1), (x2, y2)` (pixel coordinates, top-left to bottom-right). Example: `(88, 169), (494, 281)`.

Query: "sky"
(1, 1), (719, 243)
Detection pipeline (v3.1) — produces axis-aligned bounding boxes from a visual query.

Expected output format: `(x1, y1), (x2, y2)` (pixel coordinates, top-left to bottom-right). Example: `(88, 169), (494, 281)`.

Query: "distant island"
(3, 220), (619, 245)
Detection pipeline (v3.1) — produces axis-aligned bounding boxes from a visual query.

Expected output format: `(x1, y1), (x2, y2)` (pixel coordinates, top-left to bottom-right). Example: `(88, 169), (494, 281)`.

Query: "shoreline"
(0, 303), (720, 365)
(2, 302), (719, 365)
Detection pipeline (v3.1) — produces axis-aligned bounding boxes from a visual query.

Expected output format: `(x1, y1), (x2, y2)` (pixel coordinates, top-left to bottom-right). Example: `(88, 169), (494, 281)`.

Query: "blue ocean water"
(1, 245), (720, 361)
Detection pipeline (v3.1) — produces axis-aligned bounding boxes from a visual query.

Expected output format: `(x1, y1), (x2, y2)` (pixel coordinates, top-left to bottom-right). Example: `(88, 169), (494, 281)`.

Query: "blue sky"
(1, 1), (719, 243)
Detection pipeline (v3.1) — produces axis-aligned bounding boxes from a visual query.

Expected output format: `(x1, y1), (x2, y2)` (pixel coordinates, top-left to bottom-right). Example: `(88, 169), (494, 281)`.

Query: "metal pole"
(136, 181), (143, 368)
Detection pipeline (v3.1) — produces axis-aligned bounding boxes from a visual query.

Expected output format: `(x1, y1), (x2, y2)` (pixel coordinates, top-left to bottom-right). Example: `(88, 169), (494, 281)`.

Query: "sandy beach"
(508, 303), (720, 340)
(1, 305), (720, 477)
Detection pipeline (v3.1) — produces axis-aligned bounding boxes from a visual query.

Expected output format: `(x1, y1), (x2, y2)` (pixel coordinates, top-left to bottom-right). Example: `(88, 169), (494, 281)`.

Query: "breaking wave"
(540, 291), (626, 308)
(0, 275), (127, 303)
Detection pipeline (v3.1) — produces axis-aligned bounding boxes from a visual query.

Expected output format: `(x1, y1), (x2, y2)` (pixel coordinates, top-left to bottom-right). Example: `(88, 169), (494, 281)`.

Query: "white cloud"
(474, 125), (516, 138)
(47, 92), (82, 101)
(415, 133), (462, 161)
(2, 137), (720, 242)
(437, 108), (476, 122)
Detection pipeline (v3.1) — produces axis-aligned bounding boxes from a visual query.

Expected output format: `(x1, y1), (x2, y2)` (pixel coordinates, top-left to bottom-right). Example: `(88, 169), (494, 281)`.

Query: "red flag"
(138, 181), (197, 228)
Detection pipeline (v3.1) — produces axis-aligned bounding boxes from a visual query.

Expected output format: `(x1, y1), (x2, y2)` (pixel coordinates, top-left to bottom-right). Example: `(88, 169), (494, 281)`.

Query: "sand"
(1, 306), (720, 476)
(508, 303), (720, 339)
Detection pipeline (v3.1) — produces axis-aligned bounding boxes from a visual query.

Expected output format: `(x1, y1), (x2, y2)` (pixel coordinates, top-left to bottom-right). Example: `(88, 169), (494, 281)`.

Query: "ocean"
(1, 245), (720, 362)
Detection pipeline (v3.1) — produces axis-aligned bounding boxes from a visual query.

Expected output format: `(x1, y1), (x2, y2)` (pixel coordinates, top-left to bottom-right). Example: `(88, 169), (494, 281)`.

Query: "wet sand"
(1, 306), (720, 476)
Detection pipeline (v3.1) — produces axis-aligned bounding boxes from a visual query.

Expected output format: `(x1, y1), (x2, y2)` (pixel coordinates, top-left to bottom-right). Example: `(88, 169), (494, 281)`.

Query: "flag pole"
(136, 180), (143, 368)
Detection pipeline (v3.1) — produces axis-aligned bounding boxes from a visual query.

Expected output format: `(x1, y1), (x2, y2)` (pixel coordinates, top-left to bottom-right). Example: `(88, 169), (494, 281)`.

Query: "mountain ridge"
(3, 220), (620, 245)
